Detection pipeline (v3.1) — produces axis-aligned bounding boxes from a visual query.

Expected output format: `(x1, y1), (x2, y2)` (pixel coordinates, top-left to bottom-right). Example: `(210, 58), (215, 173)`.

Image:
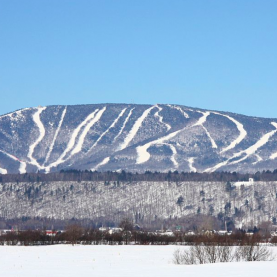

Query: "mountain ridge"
(4, 102), (275, 119)
(1, 103), (277, 174)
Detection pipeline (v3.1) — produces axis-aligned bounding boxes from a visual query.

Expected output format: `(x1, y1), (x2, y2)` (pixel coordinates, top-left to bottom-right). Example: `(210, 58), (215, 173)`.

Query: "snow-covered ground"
(0, 245), (276, 277)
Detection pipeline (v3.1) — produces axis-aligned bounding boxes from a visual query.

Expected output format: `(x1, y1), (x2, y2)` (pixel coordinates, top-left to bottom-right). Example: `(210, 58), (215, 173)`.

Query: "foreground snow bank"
(0, 245), (276, 277)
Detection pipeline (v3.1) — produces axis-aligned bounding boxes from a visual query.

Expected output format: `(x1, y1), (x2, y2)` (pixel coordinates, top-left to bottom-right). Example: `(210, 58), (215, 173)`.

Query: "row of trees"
(1, 222), (277, 246)
(1, 169), (277, 183)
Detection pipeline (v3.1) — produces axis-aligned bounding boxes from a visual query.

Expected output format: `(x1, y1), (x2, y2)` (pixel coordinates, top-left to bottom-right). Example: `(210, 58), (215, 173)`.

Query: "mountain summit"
(0, 103), (277, 174)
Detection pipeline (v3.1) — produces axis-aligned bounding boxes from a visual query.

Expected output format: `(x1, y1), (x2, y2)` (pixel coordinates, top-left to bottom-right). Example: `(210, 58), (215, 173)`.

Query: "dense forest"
(1, 169), (277, 183)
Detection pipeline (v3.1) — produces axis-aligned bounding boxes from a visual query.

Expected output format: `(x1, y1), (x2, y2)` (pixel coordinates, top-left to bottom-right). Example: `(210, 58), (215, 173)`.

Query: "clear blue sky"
(1, 0), (277, 117)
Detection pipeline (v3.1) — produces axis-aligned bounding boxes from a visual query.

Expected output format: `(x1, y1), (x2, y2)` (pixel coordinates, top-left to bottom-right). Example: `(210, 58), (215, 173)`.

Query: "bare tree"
(235, 244), (275, 261)
(173, 243), (274, 265)
(119, 218), (133, 245)
(65, 224), (83, 246)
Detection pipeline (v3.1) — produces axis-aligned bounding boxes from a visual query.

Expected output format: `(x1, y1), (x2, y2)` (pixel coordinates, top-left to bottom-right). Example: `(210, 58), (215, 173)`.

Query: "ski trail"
(19, 162), (27, 174)
(253, 154), (263, 165)
(136, 129), (182, 164)
(211, 112), (247, 153)
(269, 126), (277, 160)
(193, 111), (217, 149)
(205, 122), (277, 172)
(154, 105), (171, 131)
(44, 107), (67, 165)
(163, 143), (178, 168)
(270, 152), (277, 160)
(229, 122), (277, 165)
(45, 108), (100, 170)
(202, 125), (217, 149)
(136, 111), (211, 164)
(167, 105), (189, 118)
(118, 106), (156, 151)
(0, 167), (7, 174)
(0, 149), (27, 174)
(27, 107), (46, 168)
(92, 157), (110, 171)
(88, 108), (126, 152)
(113, 108), (134, 142)
(188, 157), (197, 172)
(70, 107), (106, 156)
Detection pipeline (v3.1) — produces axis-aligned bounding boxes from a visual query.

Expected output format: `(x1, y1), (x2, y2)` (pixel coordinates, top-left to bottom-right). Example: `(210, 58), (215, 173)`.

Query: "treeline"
(0, 214), (223, 232)
(1, 226), (277, 247)
(1, 169), (277, 183)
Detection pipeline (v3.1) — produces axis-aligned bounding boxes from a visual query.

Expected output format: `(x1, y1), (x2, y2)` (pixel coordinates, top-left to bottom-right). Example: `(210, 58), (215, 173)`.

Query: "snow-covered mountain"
(1, 103), (277, 174)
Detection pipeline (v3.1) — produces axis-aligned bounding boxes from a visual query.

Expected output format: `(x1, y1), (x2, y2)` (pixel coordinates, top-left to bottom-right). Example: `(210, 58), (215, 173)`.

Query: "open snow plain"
(0, 245), (277, 277)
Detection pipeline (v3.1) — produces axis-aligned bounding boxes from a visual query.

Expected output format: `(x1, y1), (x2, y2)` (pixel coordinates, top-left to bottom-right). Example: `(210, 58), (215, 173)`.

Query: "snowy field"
(0, 245), (277, 277)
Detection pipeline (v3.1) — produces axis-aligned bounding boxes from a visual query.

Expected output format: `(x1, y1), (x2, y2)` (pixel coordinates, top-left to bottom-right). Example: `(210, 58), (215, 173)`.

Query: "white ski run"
(27, 106), (46, 168)
(205, 122), (277, 172)
(113, 108), (134, 142)
(88, 108), (126, 152)
(136, 112), (209, 164)
(45, 108), (100, 170)
(0, 149), (27, 174)
(253, 154), (263, 165)
(154, 105), (171, 131)
(70, 107), (106, 156)
(136, 129), (183, 164)
(163, 143), (178, 168)
(229, 122), (277, 165)
(0, 167), (7, 174)
(188, 157), (197, 172)
(44, 107), (67, 165)
(270, 152), (277, 160)
(92, 157), (110, 171)
(118, 106), (156, 151)
(211, 111), (247, 154)
(193, 111), (217, 149)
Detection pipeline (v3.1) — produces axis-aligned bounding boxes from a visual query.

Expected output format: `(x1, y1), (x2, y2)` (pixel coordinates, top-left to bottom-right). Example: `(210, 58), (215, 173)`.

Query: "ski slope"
(92, 157), (110, 171)
(44, 107), (67, 165)
(155, 105), (171, 131)
(253, 154), (263, 165)
(206, 122), (277, 172)
(270, 152), (277, 160)
(118, 106), (155, 151)
(211, 111), (247, 154)
(71, 107), (106, 156)
(164, 143), (178, 168)
(229, 122), (277, 165)
(88, 108), (126, 152)
(0, 149), (27, 174)
(136, 128), (184, 164)
(0, 167), (7, 174)
(188, 157), (197, 172)
(136, 111), (211, 165)
(27, 107), (46, 168)
(193, 111), (217, 149)
(113, 108), (134, 142)
(45, 108), (100, 170)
